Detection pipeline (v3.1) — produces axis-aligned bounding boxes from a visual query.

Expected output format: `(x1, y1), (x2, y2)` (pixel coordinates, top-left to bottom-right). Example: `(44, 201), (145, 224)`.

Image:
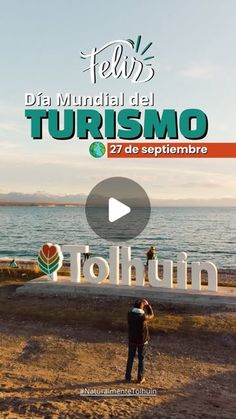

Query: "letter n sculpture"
(38, 243), (63, 281)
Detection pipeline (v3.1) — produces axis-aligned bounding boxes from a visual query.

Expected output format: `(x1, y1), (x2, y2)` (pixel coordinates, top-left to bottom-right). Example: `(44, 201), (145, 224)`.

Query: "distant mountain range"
(0, 192), (87, 206)
(0, 192), (236, 207)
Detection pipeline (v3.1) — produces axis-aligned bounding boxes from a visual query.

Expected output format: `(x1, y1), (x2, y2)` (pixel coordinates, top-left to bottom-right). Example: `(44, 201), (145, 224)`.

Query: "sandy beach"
(0, 271), (235, 419)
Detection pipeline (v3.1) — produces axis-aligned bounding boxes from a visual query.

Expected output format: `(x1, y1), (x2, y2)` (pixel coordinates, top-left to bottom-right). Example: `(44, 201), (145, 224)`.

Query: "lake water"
(0, 206), (235, 269)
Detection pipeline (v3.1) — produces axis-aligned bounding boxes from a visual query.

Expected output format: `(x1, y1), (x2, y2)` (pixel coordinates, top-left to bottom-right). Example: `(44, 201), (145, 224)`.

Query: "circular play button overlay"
(85, 177), (151, 241)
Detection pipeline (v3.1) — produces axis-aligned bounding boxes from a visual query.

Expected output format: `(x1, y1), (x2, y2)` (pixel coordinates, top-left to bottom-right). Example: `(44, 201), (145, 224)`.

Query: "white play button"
(86, 177), (151, 241)
(108, 197), (131, 223)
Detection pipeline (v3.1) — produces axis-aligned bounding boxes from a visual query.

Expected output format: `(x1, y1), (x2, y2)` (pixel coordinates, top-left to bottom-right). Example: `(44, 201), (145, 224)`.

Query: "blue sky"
(0, 0), (236, 201)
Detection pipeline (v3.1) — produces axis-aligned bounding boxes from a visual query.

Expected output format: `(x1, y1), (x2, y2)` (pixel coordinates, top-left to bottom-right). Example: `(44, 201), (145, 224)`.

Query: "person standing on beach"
(10, 259), (18, 268)
(125, 299), (154, 384)
(146, 246), (156, 266)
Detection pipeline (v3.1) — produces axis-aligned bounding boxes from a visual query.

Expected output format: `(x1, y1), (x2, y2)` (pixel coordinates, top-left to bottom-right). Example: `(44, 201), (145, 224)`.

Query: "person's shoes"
(124, 378), (131, 383)
(138, 377), (146, 384)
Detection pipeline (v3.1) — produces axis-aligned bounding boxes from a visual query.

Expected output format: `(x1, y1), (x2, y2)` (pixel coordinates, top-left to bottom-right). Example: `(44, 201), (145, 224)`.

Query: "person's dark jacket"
(127, 305), (154, 345)
(147, 249), (155, 260)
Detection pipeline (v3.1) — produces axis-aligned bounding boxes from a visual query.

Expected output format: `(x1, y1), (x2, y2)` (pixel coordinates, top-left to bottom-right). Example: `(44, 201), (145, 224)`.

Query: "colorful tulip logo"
(38, 243), (63, 280)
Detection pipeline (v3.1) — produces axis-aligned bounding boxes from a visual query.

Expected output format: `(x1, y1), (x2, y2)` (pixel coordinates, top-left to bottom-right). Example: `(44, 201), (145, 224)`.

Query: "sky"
(0, 0), (236, 202)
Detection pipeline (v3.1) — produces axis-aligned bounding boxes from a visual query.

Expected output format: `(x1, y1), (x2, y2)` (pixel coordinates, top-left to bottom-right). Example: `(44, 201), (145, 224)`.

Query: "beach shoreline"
(0, 278), (235, 418)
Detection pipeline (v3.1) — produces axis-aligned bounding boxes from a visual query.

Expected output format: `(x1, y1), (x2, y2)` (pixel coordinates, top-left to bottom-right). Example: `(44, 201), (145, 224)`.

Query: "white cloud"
(181, 179), (223, 189)
(0, 122), (23, 133)
(0, 103), (22, 117)
(181, 65), (216, 79)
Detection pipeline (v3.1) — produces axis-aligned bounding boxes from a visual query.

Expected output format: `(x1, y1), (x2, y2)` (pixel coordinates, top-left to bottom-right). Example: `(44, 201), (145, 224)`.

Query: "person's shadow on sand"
(0, 371), (235, 418)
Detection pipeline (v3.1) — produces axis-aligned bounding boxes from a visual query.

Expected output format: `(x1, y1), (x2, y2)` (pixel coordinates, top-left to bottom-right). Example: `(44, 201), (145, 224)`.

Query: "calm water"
(0, 206), (235, 269)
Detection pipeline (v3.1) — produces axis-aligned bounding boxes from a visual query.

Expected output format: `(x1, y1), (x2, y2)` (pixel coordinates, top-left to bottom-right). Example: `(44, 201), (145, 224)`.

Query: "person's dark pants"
(125, 343), (147, 381)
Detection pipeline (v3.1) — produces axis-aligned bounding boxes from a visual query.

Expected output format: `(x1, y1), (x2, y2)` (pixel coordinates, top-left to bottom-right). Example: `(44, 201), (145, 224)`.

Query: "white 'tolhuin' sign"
(38, 244), (218, 292)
